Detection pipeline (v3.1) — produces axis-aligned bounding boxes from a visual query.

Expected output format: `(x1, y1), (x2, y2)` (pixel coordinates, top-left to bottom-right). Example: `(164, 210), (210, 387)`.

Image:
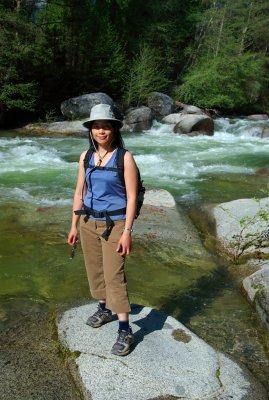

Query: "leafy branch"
(229, 193), (269, 263)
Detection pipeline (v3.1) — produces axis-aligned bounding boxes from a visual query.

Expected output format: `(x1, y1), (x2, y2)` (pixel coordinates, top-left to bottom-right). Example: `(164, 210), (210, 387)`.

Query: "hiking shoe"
(86, 306), (112, 328)
(111, 328), (134, 356)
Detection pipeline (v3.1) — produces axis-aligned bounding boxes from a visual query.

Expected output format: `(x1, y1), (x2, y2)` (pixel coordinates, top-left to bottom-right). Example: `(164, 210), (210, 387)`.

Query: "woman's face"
(91, 120), (114, 147)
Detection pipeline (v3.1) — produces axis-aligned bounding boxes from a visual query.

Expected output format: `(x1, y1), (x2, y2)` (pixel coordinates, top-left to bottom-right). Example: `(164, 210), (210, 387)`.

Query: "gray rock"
(161, 113), (185, 125)
(182, 104), (204, 114)
(247, 114), (269, 121)
(143, 189), (176, 208)
(24, 119), (89, 135)
(261, 127), (269, 138)
(212, 198), (269, 260)
(174, 114), (214, 136)
(57, 303), (268, 400)
(122, 106), (153, 132)
(243, 263), (269, 329)
(61, 93), (114, 119)
(248, 125), (269, 138)
(147, 92), (176, 118)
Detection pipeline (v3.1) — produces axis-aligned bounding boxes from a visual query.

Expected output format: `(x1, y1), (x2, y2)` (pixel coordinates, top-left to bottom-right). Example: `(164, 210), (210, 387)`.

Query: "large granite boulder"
(122, 106), (153, 132)
(57, 303), (268, 400)
(243, 262), (269, 329)
(161, 113), (185, 124)
(61, 93), (114, 119)
(212, 198), (269, 261)
(147, 92), (176, 119)
(174, 114), (214, 136)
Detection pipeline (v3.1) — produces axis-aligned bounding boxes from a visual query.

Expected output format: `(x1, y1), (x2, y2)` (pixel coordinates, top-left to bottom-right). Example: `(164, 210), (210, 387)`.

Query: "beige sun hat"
(83, 103), (123, 128)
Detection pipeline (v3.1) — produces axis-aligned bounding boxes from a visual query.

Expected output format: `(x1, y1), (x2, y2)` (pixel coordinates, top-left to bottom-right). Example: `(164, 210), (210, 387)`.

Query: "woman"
(67, 103), (138, 356)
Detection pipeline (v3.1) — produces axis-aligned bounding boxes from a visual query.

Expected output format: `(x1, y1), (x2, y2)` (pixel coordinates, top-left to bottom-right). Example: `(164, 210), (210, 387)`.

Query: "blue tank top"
(84, 148), (127, 221)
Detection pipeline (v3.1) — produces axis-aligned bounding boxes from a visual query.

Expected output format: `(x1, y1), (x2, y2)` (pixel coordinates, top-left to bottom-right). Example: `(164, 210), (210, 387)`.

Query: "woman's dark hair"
(88, 121), (125, 150)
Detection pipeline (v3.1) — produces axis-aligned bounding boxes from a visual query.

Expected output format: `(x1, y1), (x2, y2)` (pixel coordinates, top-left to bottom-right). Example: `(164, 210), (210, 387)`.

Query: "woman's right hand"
(68, 227), (78, 246)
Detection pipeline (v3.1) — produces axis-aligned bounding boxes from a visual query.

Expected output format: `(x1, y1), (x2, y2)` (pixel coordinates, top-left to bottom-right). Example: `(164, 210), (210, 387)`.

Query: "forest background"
(0, 0), (268, 126)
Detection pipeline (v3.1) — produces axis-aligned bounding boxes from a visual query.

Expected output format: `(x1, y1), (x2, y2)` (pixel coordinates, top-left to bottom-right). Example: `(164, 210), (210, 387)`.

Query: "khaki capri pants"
(80, 218), (131, 314)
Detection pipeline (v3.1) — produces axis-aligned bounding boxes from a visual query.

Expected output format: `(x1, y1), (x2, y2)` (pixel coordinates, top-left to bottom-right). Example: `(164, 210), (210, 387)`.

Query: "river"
(1, 117), (269, 389)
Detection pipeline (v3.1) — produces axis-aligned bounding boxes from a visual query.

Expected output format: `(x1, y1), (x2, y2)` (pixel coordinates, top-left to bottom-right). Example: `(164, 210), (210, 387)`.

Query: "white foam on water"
(0, 186), (73, 206)
(199, 164), (254, 175)
(0, 138), (69, 173)
(1, 116), (269, 206)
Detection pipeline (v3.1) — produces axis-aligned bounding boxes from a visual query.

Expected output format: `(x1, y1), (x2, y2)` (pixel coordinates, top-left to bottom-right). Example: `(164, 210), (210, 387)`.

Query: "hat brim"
(83, 118), (123, 129)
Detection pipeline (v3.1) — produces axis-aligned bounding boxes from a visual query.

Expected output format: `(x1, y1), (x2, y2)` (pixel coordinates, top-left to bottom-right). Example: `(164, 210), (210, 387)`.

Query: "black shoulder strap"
(84, 148), (94, 171)
(116, 148), (127, 167)
(84, 147), (127, 185)
(116, 148), (127, 186)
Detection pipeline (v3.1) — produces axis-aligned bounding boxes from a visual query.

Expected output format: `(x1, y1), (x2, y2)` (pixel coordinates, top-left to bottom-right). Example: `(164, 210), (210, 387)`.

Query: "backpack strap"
(83, 148), (94, 172)
(84, 147), (127, 172)
(116, 148), (127, 186)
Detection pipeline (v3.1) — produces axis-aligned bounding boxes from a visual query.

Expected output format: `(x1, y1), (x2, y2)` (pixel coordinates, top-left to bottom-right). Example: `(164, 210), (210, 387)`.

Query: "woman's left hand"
(116, 232), (132, 256)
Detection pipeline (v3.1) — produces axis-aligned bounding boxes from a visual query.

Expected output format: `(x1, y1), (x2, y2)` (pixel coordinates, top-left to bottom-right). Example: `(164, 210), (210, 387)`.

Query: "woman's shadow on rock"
(129, 304), (171, 352)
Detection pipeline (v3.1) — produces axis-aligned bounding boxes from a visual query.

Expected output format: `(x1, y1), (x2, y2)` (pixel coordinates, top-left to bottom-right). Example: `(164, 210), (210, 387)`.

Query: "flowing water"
(1, 117), (269, 389)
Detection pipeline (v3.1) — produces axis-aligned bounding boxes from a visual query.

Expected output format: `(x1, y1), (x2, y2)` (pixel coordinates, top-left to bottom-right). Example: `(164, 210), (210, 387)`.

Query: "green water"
(1, 118), (269, 389)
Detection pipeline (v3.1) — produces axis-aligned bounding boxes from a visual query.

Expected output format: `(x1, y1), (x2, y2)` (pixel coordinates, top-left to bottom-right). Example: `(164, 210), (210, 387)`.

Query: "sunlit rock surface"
(57, 303), (268, 400)
(243, 261), (269, 329)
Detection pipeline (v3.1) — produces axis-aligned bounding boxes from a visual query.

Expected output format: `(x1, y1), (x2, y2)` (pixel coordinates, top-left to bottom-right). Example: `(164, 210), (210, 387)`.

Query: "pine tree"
(123, 43), (169, 107)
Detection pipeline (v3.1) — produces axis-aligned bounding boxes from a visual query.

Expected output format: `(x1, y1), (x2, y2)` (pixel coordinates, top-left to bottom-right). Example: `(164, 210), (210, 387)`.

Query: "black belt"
(74, 206), (126, 240)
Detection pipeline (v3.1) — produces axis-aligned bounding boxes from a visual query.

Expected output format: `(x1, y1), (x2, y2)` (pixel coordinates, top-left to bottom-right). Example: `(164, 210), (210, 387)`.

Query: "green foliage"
(0, 4), (40, 112)
(123, 43), (169, 107)
(85, 19), (127, 97)
(175, 52), (267, 109)
(0, 0), (268, 119)
(0, 83), (37, 111)
(230, 189), (269, 263)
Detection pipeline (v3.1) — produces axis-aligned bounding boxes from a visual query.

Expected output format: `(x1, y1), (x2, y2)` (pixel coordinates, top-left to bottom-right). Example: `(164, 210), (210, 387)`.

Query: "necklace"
(96, 150), (109, 166)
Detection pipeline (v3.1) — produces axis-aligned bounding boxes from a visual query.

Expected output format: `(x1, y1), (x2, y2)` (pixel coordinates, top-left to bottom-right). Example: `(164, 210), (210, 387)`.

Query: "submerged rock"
(252, 126), (269, 139)
(0, 299), (79, 400)
(57, 303), (268, 400)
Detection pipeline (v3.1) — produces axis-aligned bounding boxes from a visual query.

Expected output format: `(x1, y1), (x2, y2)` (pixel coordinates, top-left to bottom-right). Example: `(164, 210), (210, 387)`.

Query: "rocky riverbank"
(18, 92), (269, 141)
(202, 197), (269, 331)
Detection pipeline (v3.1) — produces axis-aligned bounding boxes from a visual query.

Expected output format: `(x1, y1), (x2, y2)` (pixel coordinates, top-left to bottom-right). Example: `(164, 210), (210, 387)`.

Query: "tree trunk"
(0, 102), (6, 126)
(239, 2), (253, 55)
(215, 6), (226, 57)
(16, 0), (22, 12)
